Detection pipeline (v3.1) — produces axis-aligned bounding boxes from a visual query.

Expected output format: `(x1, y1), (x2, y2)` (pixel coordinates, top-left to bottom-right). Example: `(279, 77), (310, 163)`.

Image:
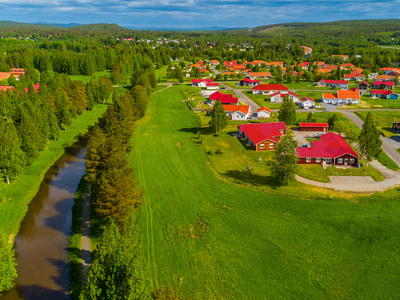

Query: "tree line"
(0, 72), (112, 185)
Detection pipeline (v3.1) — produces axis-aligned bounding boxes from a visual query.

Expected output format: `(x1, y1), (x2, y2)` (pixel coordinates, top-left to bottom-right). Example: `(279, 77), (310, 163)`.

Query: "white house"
(269, 91), (299, 103)
(317, 79), (348, 90)
(223, 105), (251, 120)
(298, 97), (315, 109)
(322, 90), (360, 105)
(257, 107), (271, 118)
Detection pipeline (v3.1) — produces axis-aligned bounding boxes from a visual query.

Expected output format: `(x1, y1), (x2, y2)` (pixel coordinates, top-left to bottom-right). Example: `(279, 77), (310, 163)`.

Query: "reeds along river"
(1, 138), (88, 300)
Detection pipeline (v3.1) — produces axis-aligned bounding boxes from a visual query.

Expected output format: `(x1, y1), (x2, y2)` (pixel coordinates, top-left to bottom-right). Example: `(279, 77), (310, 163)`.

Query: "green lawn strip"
(153, 84), (169, 93)
(0, 104), (108, 238)
(340, 96), (400, 110)
(69, 70), (112, 84)
(376, 151), (400, 171)
(68, 176), (86, 300)
(222, 82), (250, 89)
(128, 85), (400, 299)
(296, 164), (384, 183)
(245, 91), (287, 109)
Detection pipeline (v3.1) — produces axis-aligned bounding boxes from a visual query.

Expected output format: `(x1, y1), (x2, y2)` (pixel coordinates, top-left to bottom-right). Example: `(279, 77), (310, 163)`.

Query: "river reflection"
(1, 138), (88, 300)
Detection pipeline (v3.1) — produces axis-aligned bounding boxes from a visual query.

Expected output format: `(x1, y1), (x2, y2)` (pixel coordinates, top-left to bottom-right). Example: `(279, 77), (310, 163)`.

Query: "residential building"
(240, 78), (260, 87)
(296, 132), (359, 167)
(317, 79), (348, 90)
(192, 79), (213, 87)
(249, 72), (272, 80)
(358, 81), (369, 93)
(322, 90), (360, 105)
(299, 123), (328, 131)
(298, 97), (315, 109)
(256, 107), (271, 119)
(252, 84), (289, 95)
(237, 122), (287, 151)
(210, 91), (239, 105)
(223, 105), (250, 120)
(370, 90), (399, 100)
(373, 81), (394, 90)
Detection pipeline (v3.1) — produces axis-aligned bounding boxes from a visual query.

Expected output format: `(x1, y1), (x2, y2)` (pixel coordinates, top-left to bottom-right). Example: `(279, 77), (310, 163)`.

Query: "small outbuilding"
(299, 123), (329, 132)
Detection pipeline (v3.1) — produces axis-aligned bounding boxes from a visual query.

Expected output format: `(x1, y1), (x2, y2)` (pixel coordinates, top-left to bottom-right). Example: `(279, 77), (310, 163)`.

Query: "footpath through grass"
(0, 104), (108, 238)
(129, 85), (400, 299)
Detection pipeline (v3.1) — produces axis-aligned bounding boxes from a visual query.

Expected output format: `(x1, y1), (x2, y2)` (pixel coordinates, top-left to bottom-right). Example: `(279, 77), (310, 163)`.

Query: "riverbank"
(68, 176), (86, 300)
(0, 104), (108, 241)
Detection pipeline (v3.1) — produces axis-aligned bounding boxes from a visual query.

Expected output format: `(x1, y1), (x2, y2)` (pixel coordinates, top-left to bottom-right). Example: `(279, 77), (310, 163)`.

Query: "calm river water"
(1, 139), (87, 300)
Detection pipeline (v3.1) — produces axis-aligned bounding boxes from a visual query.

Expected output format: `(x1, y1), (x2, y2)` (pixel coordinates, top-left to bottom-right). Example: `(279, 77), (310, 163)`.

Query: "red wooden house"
(296, 132), (359, 167)
(299, 123), (329, 132)
(237, 122), (287, 151)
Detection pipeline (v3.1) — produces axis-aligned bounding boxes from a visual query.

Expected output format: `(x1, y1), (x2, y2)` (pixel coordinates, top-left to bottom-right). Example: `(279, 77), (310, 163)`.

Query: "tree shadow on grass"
(223, 169), (280, 189)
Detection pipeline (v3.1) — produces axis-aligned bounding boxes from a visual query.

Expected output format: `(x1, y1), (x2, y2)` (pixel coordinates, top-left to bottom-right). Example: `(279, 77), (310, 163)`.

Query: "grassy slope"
(0, 104), (108, 237)
(129, 86), (400, 299)
(69, 70), (112, 84)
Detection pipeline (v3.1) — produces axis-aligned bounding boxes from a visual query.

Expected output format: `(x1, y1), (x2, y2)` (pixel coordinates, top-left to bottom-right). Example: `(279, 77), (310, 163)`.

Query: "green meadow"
(129, 85), (400, 299)
(68, 70), (112, 84)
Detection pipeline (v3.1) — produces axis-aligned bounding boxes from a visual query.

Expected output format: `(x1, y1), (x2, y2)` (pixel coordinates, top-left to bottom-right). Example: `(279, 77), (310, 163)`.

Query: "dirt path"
(152, 83), (172, 94)
(81, 183), (92, 284)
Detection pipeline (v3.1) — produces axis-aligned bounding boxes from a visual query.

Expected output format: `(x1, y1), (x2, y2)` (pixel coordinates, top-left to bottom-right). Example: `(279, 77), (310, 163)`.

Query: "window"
(260, 144), (264, 149)
(269, 143), (274, 148)
(316, 158), (321, 163)
(350, 158), (355, 164)
(323, 158), (331, 163)
(338, 158), (343, 164)
(306, 158), (311, 163)
(280, 129), (284, 133)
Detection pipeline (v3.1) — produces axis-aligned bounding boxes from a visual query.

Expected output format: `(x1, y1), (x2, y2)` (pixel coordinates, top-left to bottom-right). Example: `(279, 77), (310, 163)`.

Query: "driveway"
(292, 128), (317, 147)
(383, 135), (400, 149)
(220, 83), (260, 112)
(320, 101), (340, 111)
(296, 173), (400, 192)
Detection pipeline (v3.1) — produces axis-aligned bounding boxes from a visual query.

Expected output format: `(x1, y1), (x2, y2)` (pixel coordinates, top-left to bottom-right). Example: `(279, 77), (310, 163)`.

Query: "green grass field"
(0, 104), (108, 238)
(128, 85), (400, 299)
(69, 70), (112, 84)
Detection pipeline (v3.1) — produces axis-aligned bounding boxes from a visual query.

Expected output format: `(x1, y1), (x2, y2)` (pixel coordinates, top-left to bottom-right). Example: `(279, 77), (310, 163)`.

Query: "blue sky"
(1, 0), (399, 28)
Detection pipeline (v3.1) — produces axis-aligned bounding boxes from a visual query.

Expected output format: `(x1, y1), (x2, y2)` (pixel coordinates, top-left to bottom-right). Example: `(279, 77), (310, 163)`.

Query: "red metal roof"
(206, 83), (219, 86)
(296, 132), (359, 159)
(242, 78), (260, 83)
(320, 79), (348, 84)
(252, 84), (289, 91)
(371, 90), (394, 95)
(300, 123), (328, 128)
(359, 81), (369, 86)
(300, 97), (314, 102)
(238, 122), (287, 145)
(192, 79), (213, 83)
(210, 91), (238, 103)
(374, 81), (394, 86)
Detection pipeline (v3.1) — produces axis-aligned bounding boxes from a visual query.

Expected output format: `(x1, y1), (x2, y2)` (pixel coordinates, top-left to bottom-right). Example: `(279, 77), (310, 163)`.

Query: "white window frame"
(350, 158), (355, 164)
(316, 158), (321, 163)
(269, 143), (274, 148)
(260, 144), (264, 149)
(338, 158), (343, 164)
(306, 158), (311, 163)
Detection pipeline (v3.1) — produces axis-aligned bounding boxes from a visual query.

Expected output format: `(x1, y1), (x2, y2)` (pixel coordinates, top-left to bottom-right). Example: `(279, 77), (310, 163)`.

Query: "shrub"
(215, 149), (223, 155)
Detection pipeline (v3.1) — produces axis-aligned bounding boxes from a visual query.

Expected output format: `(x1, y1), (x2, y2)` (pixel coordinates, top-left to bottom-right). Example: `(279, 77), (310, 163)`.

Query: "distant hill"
(35, 22), (82, 28)
(253, 19), (400, 33)
(124, 25), (246, 31)
(70, 23), (132, 32)
(0, 21), (62, 29)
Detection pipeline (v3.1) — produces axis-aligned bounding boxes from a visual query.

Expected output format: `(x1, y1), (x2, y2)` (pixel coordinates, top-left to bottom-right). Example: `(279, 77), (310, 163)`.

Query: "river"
(1, 138), (87, 300)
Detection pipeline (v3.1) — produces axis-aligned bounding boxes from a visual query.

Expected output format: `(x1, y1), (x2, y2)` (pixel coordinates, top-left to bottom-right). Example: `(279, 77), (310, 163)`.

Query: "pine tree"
(94, 153), (143, 224)
(271, 134), (298, 186)
(55, 91), (72, 130)
(278, 95), (296, 125)
(0, 121), (27, 184)
(85, 124), (106, 182)
(358, 112), (382, 166)
(80, 214), (147, 300)
(148, 73), (157, 90)
(209, 100), (228, 135)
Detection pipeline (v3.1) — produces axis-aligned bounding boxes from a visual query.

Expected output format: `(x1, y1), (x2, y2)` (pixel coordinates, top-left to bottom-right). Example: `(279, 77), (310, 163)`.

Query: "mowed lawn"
(128, 86), (400, 299)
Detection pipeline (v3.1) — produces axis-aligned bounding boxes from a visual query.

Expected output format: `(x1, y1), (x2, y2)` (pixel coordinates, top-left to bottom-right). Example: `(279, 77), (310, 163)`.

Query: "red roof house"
(252, 84), (289, 95)
(210, 91), (239, 105)
(192, 79), (213, 87)
(299, 123), (329, 132)
(240, 78), (260, 87)
(224, 60), (237, 66)
(296, 132), (359, 166)
(373, 81), (394, 89)
(237, 122), (287, 151)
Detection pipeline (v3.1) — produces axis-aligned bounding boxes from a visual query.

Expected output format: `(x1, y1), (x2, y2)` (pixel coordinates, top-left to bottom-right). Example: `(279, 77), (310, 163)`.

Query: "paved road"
(221, 84), (260, 112)
(341, 111), (400, 167)
(81, 183), (92, 284)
